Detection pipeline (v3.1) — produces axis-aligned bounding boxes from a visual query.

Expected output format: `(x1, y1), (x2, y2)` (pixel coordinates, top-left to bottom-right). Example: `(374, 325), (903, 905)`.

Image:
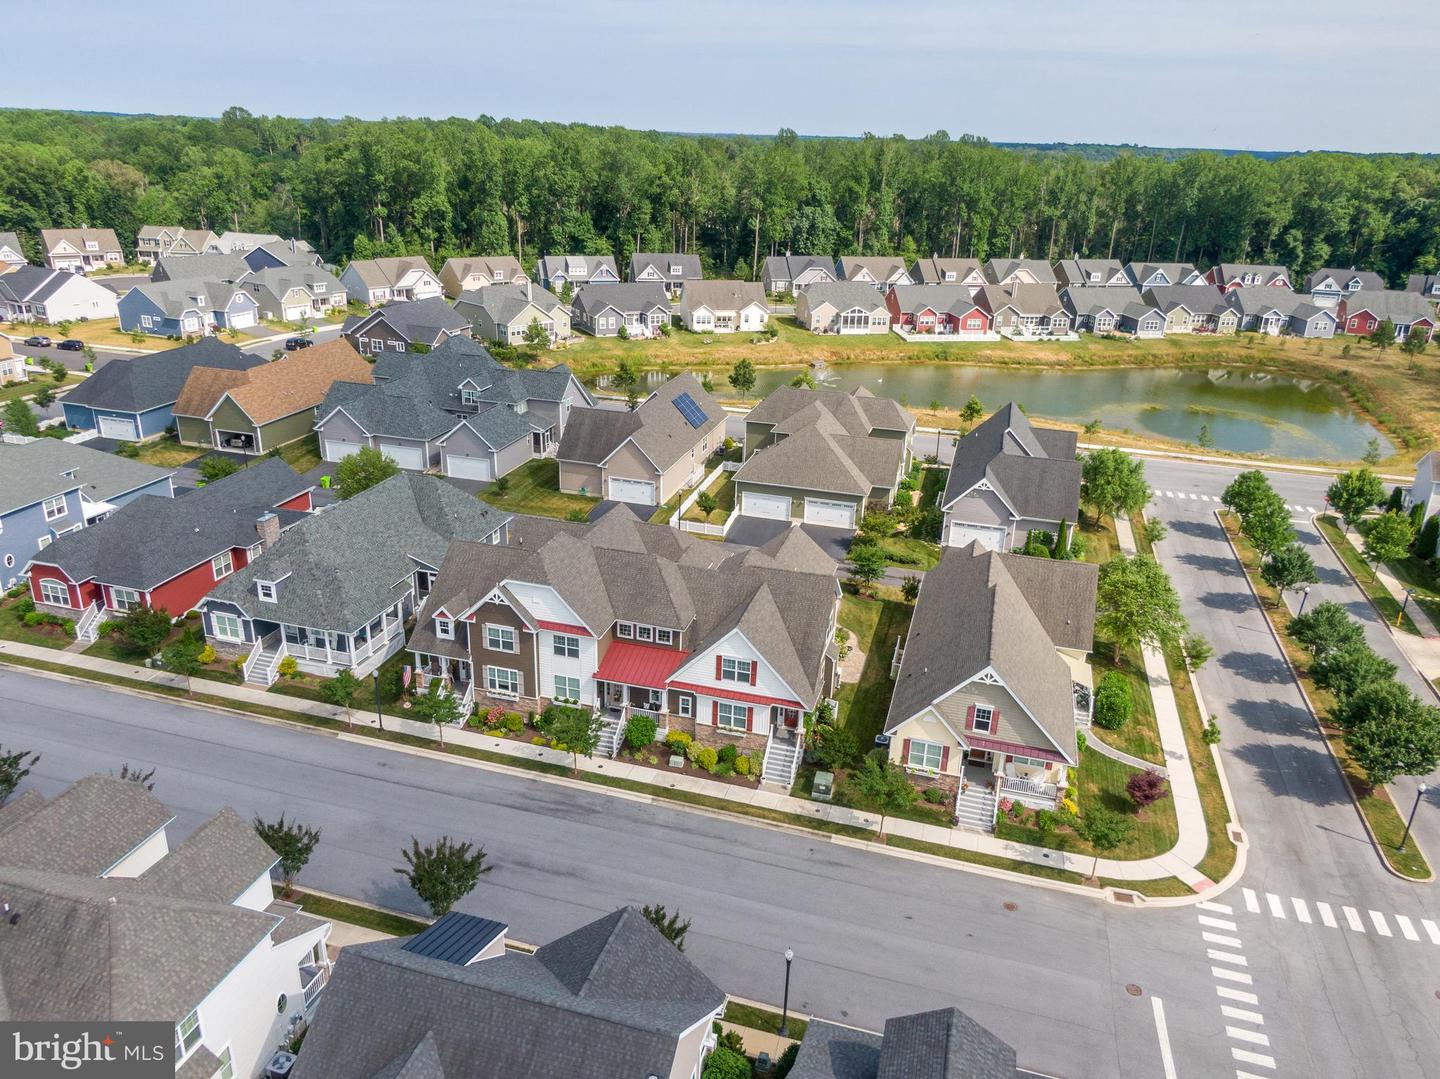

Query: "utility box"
(812, 770), (834, 802)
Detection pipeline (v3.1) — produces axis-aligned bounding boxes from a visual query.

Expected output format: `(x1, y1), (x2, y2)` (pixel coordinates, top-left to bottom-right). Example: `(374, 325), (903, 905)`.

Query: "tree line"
(1, 107), (1437, 284)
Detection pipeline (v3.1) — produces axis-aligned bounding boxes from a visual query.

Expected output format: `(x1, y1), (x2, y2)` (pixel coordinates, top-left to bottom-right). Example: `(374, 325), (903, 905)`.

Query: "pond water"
(601, 363), (1391, 461)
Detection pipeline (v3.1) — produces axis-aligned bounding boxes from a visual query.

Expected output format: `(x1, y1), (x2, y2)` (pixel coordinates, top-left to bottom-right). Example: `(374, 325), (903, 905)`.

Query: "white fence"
(669, 458), (742, 537)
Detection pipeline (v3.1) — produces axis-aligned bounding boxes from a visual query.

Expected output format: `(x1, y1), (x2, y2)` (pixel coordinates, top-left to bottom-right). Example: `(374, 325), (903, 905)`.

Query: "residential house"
(1302, 266), (1386, 307)
(61, 337), (265, 441)
(1118, 301), (1167, 337)
(239, 265), (348, 321)
(134, 225), (223, 263)
(1123, 261), (1204, 289)
(0, 337), (22, 386)
(175, 339), (372, 454)
(0, 231), (28, 272)
(884, 542), (1096, 826)
(149, 251), (250, 283)
(558, 373), (724, 506)
(983, 258), (1058, 287)
(762, 254), (838, 294)
(0, 265), (119, 323)
(242, 238), (323, 272)
(977, 283), (1071, 336)
(39, 227), (124, 272)
(218, 231), (312, 254)
(29, 458), (314, 636)
(1407, 453), (1440, 555)
(1337, 289), (1437, 342)
(1225, 286), (1307, 335)
(678, 280), (768, 333)
(117, 278), (260, 336)
(1053, 257), (1130, 289)
(837, 255), (909, 291)
(886, 284), (991, 336)
(0, 774), (332, 1079)
(938, 402), (1081, 551)
(0, 439), (174, 588)
(315, 336), (592, 478)
(1144, 284), (1238, 334)
(291, 907), (725, 1079)
(454, 283), (572, 346)
(735, 385), (913, 529)
(438, 256), (529, 298)
(796, 281), (893, 334)
(534, 253), (620, 292)
(342, 297), (472, 355)
(1287, 303), (1339, 339)
(1406, 273), (1440, 303)
(790, 1006), (1021, 1079)
(570, 282), (671, 337)
(1059, 285), (1142, 333)
(629, 252), (702, 297)
(408, 505), (838, 773)
(199, 472), (512, 683)
(1205, 263), (1293, 292)
(340, 257), (444, 307)
(907, 257), (986, 291)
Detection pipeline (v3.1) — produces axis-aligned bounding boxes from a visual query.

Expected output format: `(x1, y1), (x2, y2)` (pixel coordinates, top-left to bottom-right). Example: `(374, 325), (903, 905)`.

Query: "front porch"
(413, 653), (475, 713)
(241, 599), (410, 686)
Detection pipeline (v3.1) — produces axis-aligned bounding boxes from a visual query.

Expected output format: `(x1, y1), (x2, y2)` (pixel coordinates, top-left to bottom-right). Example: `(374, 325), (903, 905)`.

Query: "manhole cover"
(1003, 901), (1018, 912)
(1126, 984), (1143, 997)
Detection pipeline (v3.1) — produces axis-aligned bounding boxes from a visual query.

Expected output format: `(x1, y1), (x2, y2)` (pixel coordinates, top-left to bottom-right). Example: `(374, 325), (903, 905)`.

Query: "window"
(972, 704), (995, 733)
(175, 1008), (202, 1061)
(677, 694), (693, 718)
(655, 628), (674, 646)
(461, 388), (480, 406)
(37, 535), (52, 550)
(485, 624), (516, 652)
(486, 666), (520, 695)
(110, 587), (140, 612)
(1011, 754), (1049, 769)
(211, 551), (234, 580)
(39, 579), (69, 607)
(907, 739), (943, 770)
(554, 675), (580, 700)
(42, 495), (66, 521)
(435, 617), (454, 640)
(716, 701), (749, 731)
(553, 634), (579, 658)
(616, 622), (634, 639)
(257, 582), (276, 603)
(141, 314), (154, 328)
(210, 612), (242, 642)
(213, 1046), (234, 1079)
(637, 625), (654, 642)
(720, 656), (752, 683)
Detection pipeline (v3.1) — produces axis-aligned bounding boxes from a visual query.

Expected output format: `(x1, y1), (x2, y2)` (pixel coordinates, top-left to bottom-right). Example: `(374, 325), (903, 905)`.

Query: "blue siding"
(0, 488), (85, 589)
(109, 475), (175, 508)
(117, 289), (180, 336)
(62, 402), (173, 439)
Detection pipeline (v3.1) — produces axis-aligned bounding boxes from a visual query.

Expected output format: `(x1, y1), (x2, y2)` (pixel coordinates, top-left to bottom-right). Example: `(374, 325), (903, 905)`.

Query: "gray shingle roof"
(535, 253), (619, 284)
(1302, 267), (1385, 294)
(292, 906), (725, 1079)
(764, 255), (838, 282)
(0, 439), (171, 515)
(790, 1019), (886, 1079)
(346, 298), (470, 345)
(453, 283), (565, 324)
(1407, 273), (1440, 297)
(150, 252), (250, 283)
(888, 284), (983, 318)
(940, 403), (1080, 524)
(907, 258), (983, 286)
(1142, 284), (1229, 316)
(0, 774), (173, 876)
(737, 386), (911, 495)
(0, 231), (24, 259)
(877, 1008), (1019, 1079)
(802, 281), (892, 313)
(1344, 289), (1436, 324)
(557, 373), (723, 472)
(138, 807), (277, 904)
(1224, 286), (1305, 318)
(0, 265), (77, 304)
(1124, 262), (1200, 286)
(1053, 258), (1127, 288)
(983, 258), (1058, 286)
(1211, 263), (1290, 286)
(679, 279), (767, 315)
(837, 256), (907, 283)
(570, 281), (670, 319)
(629, 252), (702, 283)
(62, 337), (263, 413)
(1060, 285), (1141, 318)
(345, 257), (437, 289)
(978, 283), (1063, 318)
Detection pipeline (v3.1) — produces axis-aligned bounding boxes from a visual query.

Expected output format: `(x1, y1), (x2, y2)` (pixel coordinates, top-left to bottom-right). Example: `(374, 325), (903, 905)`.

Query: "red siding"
(145, 545), (251, 616)
(28, 564), (97, 610)
(277, 489), (313, 512)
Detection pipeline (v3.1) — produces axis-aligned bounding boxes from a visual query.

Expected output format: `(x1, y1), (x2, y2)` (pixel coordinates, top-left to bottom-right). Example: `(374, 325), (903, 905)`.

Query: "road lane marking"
(1237, 1072), (1273, 1079)
(1232, 1048), (1276, 1069)
(1198, 900), (1233, 914)
(1317, 902), (1337, 928)
(1344, 907), (1365, 931)
(1221, 1005), (1265, 1024)
(1227, 1027), (1271, 1047)
(1423, 919), (1440, 945)
(1265, 893), (1286, 918)
(1242, 888), (1260, 913)
(1213, 966), (1254, 984)
(1204, 931), (1244, 947)
(1370, 911), (1393, 937)
(1396, 915), (1420, 941)
(1306, 505), (1318, 512)
(1152, 997), (1179, 1079)
(1217, 986), (1260, 1005)
(1291, 897), (1312, 923)
(1208, 949), (1249, 966)
(1199, 914), (1238, 930)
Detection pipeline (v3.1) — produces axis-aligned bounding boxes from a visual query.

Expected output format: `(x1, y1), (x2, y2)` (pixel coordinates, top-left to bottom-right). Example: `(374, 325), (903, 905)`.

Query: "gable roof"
(149, 251), (250, 283)
(40, 228), (121, 255)
(1302, 267), (1385, 293)
(940, 402), (1080, 523)
(1124, 262), (1200, 286)
(1060, 285), (1141, 318)
(240, 264), (345, 304)
(877, 1008), (1019, 1079)
(908, 258), (983, 286)
(557, 373), (723, 472)
(837, 255), (907, 283)
(62, 337), (265, 413)
(983, 258), (1058, 286)
(629, 252), (702, 282)
(344, 297), (470, 345)
(679, 279), (766, 315)
(1142, 284), (1229, 316)
(535, 253), (619, 282)
(0, 265), (95, 304)
(1053, 258), (1127, 288)
(569, 281), (670, 318)
(1224, 285), (1305, 318)
(976, 283), (1064, 318)
(0, 231), (25, 260)
(0, 439), (173, 515)
(175, 339), (372, 425)
(1407, 273), (1440, 296)
(439, 256), (525, 284)
(137, 807), (277, 904)
(124, 278), (251, 318)
(345, 257), (438, 289)
(454, 283), (566, 324)
(888, 284), (984, 319)
(764, 254), (837, 282)
(803, 280), (893, 314)
(1342, 288), (1437, 324)
(1211, 263), (1290, 286)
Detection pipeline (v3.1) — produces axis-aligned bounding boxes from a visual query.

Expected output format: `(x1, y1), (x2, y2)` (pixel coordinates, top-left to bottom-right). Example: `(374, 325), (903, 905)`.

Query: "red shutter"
(940, 746), (950, 771)
(749, 662), (757, 686)
(965, 704), (976, 730)
(745, 707), (754, 733)
(711, 701), (719, 725)
(715, 656), (723, 679)
(990, 708), (999, 731)
(901, 738), (912, 766)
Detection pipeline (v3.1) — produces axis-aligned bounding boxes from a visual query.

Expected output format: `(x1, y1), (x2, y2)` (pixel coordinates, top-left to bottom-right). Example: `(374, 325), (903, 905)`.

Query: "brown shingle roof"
(175, 339), (373, 425)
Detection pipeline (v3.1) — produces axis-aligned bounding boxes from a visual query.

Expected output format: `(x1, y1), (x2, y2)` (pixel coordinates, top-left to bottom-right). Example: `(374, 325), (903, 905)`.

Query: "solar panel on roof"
(401, 912), (508, 965)
(673, 391), (707, 429)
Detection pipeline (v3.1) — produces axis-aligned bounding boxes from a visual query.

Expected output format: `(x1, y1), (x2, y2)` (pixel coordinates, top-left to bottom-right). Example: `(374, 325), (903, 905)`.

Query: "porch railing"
(1001, 776), (1059, 804)
(243, 629), (283, 685)
(75, 601), (104, 643)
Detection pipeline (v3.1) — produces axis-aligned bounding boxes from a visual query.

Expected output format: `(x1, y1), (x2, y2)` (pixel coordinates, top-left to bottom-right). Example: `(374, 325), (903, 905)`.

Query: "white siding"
(670, 629), (802, 711)
(103, 828), (170, 878)
(536, 630), (599, 705)
(502, 582), (586, 629)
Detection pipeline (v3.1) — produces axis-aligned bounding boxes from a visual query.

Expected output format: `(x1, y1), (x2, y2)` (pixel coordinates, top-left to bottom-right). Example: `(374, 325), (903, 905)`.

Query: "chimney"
(255, 511), (280, 549)
(525, 280), (532, 302)
(289, 237), (296, 253)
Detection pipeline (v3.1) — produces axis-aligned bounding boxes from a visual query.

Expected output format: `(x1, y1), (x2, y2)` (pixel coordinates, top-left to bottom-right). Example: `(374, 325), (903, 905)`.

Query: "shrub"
(749, 751), (765, 776)
(812, 724), (859, 770)
(277, 656), (299, 679)
(565, 508), (590, 522)
(1202, 717), (1222, 745)
(625, 713), (657, 751)
(901, 575), (921, 602)
(493, 476), (510, 496)
(504, 711), (523, 729)
(96, 619), (120, 638)
(922, 786), (948, 805)
(695, 746), (719, 772)
(531, 736), (546, 745)
(701, 1046), (750, 1079)
(198, 644), (216, 664)
(773, 1043), (801, 1079)
(685, 741), (703, 762)
(15, 596), (35, 616)
(1125, 769), (1170, 808)
(197, 455), (241, 483)
(1092, 670), (1133, 730)
(1035, 809), (1056, 833)
(734, 755), (750, 776)
(717, 743), (738, 765)
(666, 730), (692, 750)
(1081, 807), (1134, 850)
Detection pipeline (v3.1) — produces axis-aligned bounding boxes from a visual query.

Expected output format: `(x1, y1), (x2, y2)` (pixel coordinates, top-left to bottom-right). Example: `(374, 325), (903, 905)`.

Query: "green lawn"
(270, 649), (410, 715)
(835, 589), (912, 745)
(0, 372), (83, 403)
(723, 1001), (808, 1040)
(1087, 646), (1164, 765)
(682, 469), (736, 525)
(1377, 547), (1440, 629)
(288, 890), (429, 936)
(918, 465), (948, 507)
(479, 459), (598, 520)
(0, 599), (72, 649)
(126, 437), (204, 469)
(277, 433), (324, 476)
(878, 534), (940, 571)
(1315, 514), (1421, 634)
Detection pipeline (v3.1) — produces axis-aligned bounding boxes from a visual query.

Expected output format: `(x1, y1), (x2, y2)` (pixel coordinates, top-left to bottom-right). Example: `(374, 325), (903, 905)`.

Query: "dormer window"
(84, 240), (98, 251)
(312, 282), (326, 293)
(435, 617), (454, 640)
(943, 271), (956, 281)
(257, 581), (277, 603)
(669, 264), (682, 275)
(461, 388), (480, 406)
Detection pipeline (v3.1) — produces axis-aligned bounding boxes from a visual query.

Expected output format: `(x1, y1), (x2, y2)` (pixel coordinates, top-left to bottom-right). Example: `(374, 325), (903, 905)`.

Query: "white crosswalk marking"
(1344, 906), (1365, 932)
(1228, 1027), (1271, 1047)
(1217, 986), (1260, 1005)
(1422, 919), (1440, 945)
(1317, 902), (1337, 928)
(1243, 888), (1260, 913)
(1164, 490), (1174, 498)
(1237, 1072), (1274, 1079)
(1370, 911), (1393, 937)
(1291, 898), (1312, 923)
(1188, 492), (1199, 499)
(1396, 915), (1420, 941)
(1265, 893), (1286, 918)
(1222, 1005), (1265, 1024)
(1199, 914), (1238, 931)
(1306, 505), (1318, 513)
(1233, 1048), (1277, 1069)
(1204, 931), (1244, 948)
(1208, 949), (1248, 966)
(1198, 900), (1232, 914)
(1213, 966), (1254, 985)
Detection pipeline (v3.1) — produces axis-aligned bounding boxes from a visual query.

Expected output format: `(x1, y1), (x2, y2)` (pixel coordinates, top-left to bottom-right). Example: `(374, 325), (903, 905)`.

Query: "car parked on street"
(23, 335), (52, 347)
(57, 339), (84, 351)
(284, 336), (312, 350)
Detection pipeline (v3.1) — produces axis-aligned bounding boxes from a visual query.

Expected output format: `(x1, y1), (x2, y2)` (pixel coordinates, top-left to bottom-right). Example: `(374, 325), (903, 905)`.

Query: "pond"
(602, 363), (1391, 461)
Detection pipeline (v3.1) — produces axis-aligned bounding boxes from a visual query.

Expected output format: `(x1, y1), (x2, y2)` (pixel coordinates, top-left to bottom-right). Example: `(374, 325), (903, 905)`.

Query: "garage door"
(381, 443), (427, 471)
(323, 439), (363, 463)
(446, 455), (492, 481)
(803, 498), (856, 529)
(228, 310), (256, 329)
(98, 414), (139, 441)
(608, 477), (657, 505)
(742, 492), (792, 520)
(948, 521), (1008, 551)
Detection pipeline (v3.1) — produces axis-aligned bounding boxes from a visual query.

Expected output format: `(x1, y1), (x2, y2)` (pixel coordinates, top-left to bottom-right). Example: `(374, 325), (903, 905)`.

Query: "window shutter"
(712, 701), (719, 725)
(745, 707), (754, 733)
(901, 738), (912, 766)
(990, 707), (999, 730)
(715, 656), (723, 679)
(965, 704), (976, 730)
(940, 746), (950, 772)
(749, 662), (757, 686)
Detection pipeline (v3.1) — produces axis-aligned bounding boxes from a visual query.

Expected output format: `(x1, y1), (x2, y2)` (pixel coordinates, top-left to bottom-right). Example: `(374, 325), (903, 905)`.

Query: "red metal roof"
(669, 681), (802, 710)
(966, 735), (1068, 764)
(594, 642), (688, 690)
(537, 620), (591, 637)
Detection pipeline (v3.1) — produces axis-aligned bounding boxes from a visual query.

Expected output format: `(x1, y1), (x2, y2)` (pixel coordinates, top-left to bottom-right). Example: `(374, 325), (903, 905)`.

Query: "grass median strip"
(1314, 513), (1421, 635)
(723, 1002), (808, 1040)
(287, 890), (430, 936)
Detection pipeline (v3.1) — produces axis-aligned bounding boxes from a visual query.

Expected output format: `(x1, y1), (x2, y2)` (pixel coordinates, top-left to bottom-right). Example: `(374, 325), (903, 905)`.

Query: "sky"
(8, 0), (1438, 153)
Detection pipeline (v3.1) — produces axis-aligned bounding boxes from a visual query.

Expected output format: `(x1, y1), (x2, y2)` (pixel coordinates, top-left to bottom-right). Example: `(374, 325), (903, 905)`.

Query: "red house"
(886, 284), (992, 335)
(1337, 290), (1436, 343)
(28, 458), (314, 637)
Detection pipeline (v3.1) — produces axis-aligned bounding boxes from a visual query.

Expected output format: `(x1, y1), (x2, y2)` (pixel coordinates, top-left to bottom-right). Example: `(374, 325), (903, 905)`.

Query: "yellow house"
(884, 542), (1097, 830)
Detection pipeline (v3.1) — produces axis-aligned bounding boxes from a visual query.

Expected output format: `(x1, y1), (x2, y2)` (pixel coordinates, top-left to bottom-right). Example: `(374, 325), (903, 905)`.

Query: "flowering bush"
(666, 730), (692, 749)
(1061, 796), (1079, 816)
(486, 705), (506, 727)
(997, 797), (1014, 813)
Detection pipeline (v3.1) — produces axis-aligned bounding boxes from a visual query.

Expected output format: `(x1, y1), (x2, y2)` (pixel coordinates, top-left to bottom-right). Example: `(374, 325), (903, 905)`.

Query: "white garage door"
(323, 439), (363, 463)
(742, 492), (792, 520)
(608, 477), (657, 505)
(446, 455), (492, 481)
(948, 521), (1008, 551)
(98, 414), (139, 441)
(803, 498), (857, 529)
(228, 310), (256, 329)
(381, 443), (427, 471)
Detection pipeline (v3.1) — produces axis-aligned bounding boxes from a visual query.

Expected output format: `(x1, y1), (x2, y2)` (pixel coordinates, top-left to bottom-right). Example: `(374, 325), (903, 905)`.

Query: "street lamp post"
(778, 948), (794, 1038)
(372, 670), (385, 732)
(1400, 783), (1427, 853)
(1298, 586), (1312, 616)
(1398, 589), (1414, 628)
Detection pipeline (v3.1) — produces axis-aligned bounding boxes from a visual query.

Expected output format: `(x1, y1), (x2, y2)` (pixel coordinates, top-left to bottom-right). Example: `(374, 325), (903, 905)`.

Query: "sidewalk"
(0, 633), (1229, 891)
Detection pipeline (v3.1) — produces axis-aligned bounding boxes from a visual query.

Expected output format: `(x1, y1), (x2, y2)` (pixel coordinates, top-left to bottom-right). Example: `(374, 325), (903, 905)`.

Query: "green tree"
(1260, 543), (1319, 603)
(847, 754), (918, 839)
(1362, 438), (1384, 467)
(1095, 554), (1188, 664)
(253, 814), (322, 897)
(1288, 601), (1365, 659)
(1080, 448), (1149, 523)
(114, 605), (173, 657)
(1312, 643), (1397, 702)
(1183, 633), (1214, 670)
(3, 399), (40, 438)
(522, 317), (549, 350)
(335, 445), (400, 499)
(1400, 332), (1427, 357)
(546, 706), (604, 772)
(702, 1047), (751, 1079)
(960, 395), (984, 423)
(161, 631), (204, 695)
(1221, 470), (1276, 520)
(1367, 318), (1396, 351)
(1240, 492), (1294, 558)
(32, 385), (56, 409)
(1361, 511), (1414, 577)
(197, 455), (241, 483)
(0, 745), (39, 807)
(1327, 468), (1385, 528)
(640, 903), (691, 951)
(1196, 424), (1213, 449)
(558, 280), (574, 304)
(848, 543), (887, 594)
(410, 678), (463, 746)
(728, 358), (756, 397)
(1417, 515), (1440, 560)
(319, 668), (362, 727)
(394, 835), (491, 917)
(1332, 680), (1440, 786)
(789, 371), (816, 389)
(1141, 517), (1168, 546)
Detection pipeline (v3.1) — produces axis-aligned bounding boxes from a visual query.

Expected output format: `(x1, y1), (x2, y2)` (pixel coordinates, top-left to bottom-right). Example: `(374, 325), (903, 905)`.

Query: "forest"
(0, 107), (1436, 284)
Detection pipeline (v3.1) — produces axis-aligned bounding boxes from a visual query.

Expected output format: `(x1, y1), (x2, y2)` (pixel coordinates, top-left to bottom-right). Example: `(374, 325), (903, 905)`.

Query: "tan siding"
(934, 680), (1056, 755)
(559, 460), (603, 496)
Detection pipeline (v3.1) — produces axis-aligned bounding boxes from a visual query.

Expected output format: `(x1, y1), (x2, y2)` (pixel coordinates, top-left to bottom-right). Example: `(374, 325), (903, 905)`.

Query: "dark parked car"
(23, 335), (51, 347)
(284, 337), (312, 351)
(57, 339), (84, 351)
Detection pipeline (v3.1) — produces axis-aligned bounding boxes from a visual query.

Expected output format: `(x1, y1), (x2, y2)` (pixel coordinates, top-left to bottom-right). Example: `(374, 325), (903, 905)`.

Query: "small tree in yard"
(1240, 492), (1295, 558)
(32, 385), (55, 409)
(336, 445), (400, 500)
(1183, 632), (1214, 671)
(1327, 468), (1386, 529)
(1312, 642), (1397, 702)
(1095, 554), (1188, 664)
(547, 706), (604, 772)
(1141, 517), (1168, 546)
(3, 398), (40, 438)
(1332, 680), (1440, 786)
(901, 575), (921, 602)
(410, 678), (463, 746)
(115, 605), (173, 656)
(1221, 470), (1277, 521)
(1080, 448), (1149, 524)
(696, 490), (717, 515)
(320, 668), (362, 727)
(1367, 318), (1396, 351)
(848, 754), (917, 840)
(1260, 543), (1319, 603)
(1126, 770), (1170, 810)
(0, 745), (39, 807)
(395, 836), (491, 917)
(253, 814), (321, 898)
(197, 455), (240, 483)
(1288, 601), (1365, 659)
(161, 632), (204, 695)
(960, 394), (984, 423)
(1362, 511), (1414, 579)
(1401, 331), (1427, 357)
(728, 358), (757, 397)
(640, 903), (691, 951)
(848, 543), (887, 594)
(522, 317), (549, 350)
(1080, 807), (1133, 850)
